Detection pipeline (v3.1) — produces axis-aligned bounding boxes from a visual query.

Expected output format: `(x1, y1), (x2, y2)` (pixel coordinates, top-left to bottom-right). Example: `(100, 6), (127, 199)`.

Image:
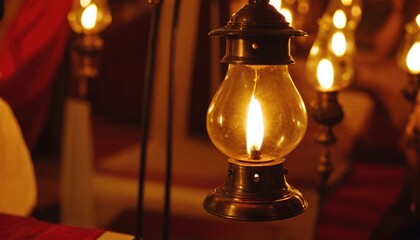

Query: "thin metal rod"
(0, 0), (4, 20)
(135, 1), (163, 239)
(162, 0), (181, 239)
(313, 141), (333, 240)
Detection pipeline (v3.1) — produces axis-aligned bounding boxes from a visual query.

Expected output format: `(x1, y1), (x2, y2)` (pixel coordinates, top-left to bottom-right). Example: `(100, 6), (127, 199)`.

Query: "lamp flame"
(406, 41), (420, 74)
(331, 31), (347, 57)
(317, 59), (334, 90)
(333, 10), (347, 29)
(246, 95), (264, 158)
(81, 4), (98, 30)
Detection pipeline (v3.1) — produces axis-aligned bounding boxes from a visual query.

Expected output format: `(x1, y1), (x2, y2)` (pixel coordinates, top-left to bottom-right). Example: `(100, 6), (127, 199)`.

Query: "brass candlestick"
(402, 74), (420, 102)
(310, 91), (344, 196)
(70, 34), (104, 98)
(403, 74), (420, 217)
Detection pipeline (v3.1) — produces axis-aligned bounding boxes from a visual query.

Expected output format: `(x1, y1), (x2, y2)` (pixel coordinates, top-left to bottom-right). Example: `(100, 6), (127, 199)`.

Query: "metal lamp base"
(203, 158), (307, 221)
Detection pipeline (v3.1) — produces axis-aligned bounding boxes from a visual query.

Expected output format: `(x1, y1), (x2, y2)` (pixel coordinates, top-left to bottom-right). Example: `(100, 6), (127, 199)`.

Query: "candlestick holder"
(402, 74), (420, 102)
(397, 12), (420, 216)
(403, 74), (420, 217)
(70, 34), (104, 98)
(310, 91), (344, 196)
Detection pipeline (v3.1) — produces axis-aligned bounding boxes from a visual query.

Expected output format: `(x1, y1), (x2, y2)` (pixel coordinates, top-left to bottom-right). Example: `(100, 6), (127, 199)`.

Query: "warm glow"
(333, 10), (347, 29)
(281, 8), (293, 25)
(80, 0), (91, 8)
(416, 14), (420, 27)
(406, 42), (420, 74)
(351, 6), (362, 20)
(297, 2), (309, 14)
(331, 31), (347, 57)
(269, 0), (292, 24)
(341, 0), (352, 6)
(269, 0), (282, 13)
(317, 59), (334, 90)
(246, 95), (264, 157)
(81, 4), (98, 30)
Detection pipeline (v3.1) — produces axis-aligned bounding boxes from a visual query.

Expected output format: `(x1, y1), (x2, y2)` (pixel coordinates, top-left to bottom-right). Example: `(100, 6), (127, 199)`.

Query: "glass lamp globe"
(323, 0), (363, 31)
(398, 14), (420, 75)
(207, 64), (307, 163)
(306, 19), (354, 92)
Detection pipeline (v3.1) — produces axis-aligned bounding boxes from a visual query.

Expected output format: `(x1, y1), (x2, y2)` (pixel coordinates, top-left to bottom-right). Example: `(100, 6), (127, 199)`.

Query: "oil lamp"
(203, 0), (308, 221)
(398, 13), (420, 216)
(306, 0), (360, 195)
(397, 13), (420, 102)
(67, 0), (112, 97)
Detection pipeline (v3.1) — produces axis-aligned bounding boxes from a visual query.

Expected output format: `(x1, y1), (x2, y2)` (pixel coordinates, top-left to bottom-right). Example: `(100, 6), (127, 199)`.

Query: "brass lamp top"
(210, 0), (307, 65)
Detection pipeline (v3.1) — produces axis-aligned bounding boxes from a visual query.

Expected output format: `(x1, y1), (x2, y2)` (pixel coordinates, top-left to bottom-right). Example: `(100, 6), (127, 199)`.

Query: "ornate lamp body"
(203, 0), (308, 221)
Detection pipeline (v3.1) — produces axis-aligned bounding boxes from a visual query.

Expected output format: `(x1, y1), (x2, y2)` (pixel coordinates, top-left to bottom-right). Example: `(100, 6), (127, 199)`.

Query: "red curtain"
(0, 0), (72, 149)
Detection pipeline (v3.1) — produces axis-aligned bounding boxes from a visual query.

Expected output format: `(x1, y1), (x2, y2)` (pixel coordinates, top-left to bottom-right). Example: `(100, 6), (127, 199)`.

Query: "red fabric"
(0, 0), (72, 148)
(0, 214), (105, 239)
(316, 162), (405, 240)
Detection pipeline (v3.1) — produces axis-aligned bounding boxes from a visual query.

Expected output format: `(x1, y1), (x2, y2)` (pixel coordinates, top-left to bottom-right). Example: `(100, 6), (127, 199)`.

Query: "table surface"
(0, 213), (134, 240)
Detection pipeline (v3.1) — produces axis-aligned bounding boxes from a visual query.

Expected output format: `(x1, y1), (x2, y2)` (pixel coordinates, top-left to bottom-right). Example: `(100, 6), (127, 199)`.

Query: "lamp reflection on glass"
(67, 0), (112, 98)
(203, 0), (308, 221)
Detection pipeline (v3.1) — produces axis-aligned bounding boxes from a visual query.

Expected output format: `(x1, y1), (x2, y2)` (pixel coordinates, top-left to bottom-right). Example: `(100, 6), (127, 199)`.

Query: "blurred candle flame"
(317, 59), (334, 90)
(270, 0), (281, 12)
(81, 4), (98, 30)
(331, 31), (347, 57)
(333, 10), (347, 29)
(406, 41), (420, 74)
(269, 0), (293, 25)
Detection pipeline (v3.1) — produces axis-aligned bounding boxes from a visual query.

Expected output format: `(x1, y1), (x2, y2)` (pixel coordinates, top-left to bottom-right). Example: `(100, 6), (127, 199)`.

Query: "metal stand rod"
(403, 74), (420, 217)
(135, 1), (163, 239)
(317, 136), (333, 199)
(310, 91), (343, 239)
(313, 126), (336, 240)
(162, 0), (181, 239)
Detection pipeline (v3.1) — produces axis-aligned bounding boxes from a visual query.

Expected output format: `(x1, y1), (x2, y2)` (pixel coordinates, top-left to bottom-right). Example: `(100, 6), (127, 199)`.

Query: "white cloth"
(0, 98), (37, 216)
